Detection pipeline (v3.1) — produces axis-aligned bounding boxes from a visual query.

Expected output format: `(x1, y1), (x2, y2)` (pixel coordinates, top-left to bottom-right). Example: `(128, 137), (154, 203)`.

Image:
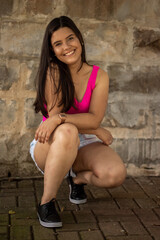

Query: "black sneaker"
(37, 198), (62, 228)
(68, 176), (87, 204)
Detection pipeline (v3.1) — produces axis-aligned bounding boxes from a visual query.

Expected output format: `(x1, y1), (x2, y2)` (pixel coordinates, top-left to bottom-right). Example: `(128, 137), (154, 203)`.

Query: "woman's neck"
(68, 60), (85, 76)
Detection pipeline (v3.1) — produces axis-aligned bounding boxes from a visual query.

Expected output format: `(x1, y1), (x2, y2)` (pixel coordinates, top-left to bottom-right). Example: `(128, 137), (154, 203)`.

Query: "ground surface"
(0, 176), (160, 240)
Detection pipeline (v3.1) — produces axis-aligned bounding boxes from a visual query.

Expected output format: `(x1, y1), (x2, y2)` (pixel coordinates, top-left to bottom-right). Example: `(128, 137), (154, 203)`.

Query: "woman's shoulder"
(96, 66), (109, 84)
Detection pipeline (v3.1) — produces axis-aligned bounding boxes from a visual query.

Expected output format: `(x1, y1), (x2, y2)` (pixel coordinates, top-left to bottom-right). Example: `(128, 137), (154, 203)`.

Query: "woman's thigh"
(73, 142), (126, 180)
(34, 141), (50, 172)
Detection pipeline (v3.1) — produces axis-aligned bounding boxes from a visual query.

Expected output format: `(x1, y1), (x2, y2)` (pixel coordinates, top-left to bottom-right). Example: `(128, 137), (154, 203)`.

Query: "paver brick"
(0, 226), (7, 234)
(0, 234), (8, 240)
(33, 226), (56, 240)
(134, 198), (159, 208)
(11, 218), (39, 226)
(57, 199), (79, 211)
(80, 199), (118, 210)
(10, 226), (31, 240)
(94, 209), (138, 222)
(99, 222), (126, 236)
(80, 230), (104, 240)
(116, 198), (139, 209)
(89, 185), (110, 199)
(108, 186), (129, 198)
(147, 225), (160, 240)
(0, 214), (8, 225)
(18, 180), (33, 188)
(123, 178), (143, 192)
(57, 232), (80, 240)
(133, 209), (159, 222)
(10, 207), (37, 219)
(0, 181), (17, 189)
(56, 223), (98, 232)
(73, 210), (96, 223)
(18, 195), (36, 207)
(154, 208), (160, 218)
(60, 211), (76, 224)
(0, 196), (16, 209)
(105, 236), (153, 240)
(121, 220), (148, 235)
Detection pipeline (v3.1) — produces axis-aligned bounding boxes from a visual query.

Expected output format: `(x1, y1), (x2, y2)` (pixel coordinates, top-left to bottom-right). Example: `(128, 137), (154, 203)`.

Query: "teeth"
(65, 50), (74, 56)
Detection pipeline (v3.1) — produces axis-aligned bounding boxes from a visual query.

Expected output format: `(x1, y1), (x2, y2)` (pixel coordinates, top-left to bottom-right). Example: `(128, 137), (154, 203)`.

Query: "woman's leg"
(72, 142), (126, 188)
(34, 123), (80, 204)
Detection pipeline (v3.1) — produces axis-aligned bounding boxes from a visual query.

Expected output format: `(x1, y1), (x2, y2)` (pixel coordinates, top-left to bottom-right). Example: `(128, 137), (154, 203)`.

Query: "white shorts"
(29, 133), (102, 175)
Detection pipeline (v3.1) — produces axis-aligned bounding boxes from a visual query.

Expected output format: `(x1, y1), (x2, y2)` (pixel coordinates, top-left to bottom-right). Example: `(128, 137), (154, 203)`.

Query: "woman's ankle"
(41, 196), (56, 205)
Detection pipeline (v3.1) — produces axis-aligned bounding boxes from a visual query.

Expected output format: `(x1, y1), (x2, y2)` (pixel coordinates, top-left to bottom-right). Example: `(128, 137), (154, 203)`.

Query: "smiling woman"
(30, 16), (126, 228)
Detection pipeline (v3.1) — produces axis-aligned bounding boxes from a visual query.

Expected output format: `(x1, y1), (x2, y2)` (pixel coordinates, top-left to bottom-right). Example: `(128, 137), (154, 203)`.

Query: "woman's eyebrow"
(52, 34), (75, 45)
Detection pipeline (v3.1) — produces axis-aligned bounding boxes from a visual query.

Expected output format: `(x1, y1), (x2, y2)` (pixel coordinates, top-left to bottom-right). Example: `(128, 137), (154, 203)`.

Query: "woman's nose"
(62, 41), (70, 50)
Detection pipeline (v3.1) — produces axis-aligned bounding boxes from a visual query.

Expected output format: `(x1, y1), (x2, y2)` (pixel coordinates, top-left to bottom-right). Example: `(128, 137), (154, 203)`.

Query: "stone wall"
(0, 0), (160, 177)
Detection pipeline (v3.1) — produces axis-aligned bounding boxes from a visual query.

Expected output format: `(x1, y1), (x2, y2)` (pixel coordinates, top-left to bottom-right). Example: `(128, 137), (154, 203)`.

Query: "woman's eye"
(68, 37), (74, 41)
(55, 43), (61, 46)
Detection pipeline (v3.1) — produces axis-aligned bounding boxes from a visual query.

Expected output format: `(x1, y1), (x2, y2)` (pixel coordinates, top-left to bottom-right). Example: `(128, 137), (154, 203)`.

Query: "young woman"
(30, 16), (126, 228)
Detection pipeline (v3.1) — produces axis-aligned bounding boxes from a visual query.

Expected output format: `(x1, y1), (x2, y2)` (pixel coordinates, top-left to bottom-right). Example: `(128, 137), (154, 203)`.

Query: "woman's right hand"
(96, 127), (113, 146)
(35, 115), (61, 144)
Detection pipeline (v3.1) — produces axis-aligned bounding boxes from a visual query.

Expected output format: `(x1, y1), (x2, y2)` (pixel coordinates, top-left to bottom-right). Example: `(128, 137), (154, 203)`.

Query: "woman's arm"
(35, 67), (63, 143)
(79, 127), (113, 146)
(64, 69), (109, 130)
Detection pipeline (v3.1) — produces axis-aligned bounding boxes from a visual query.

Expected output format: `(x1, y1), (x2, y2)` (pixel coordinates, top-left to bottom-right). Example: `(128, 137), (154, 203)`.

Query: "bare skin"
(34, 27), (126, 205)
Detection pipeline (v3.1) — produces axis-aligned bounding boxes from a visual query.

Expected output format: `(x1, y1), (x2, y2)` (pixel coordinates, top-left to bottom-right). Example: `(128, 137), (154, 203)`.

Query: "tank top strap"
(89, 65), (100, 90)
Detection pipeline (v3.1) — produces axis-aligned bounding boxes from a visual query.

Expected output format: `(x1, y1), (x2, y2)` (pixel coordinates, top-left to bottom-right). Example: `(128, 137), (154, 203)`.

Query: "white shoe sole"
(37, 213), (62, 228)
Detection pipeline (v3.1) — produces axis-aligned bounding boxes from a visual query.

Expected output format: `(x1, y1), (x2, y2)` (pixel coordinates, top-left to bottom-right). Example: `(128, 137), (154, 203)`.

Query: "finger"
(35, 129), (40, 140)
(45, 131), (51, 143)
(39, 132), (46, 143)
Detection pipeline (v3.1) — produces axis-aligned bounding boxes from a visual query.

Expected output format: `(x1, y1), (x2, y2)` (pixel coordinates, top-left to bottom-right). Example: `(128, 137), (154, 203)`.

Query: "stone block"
(104, 93), (148, 129)
(78, 20), (129, 63)
(20, 60), (38, 90)
(112, 0), (147, 21)
(0, 0), (13, 16)
(110, 138), (160, 175)
(25, 0), (53, 15)
(0, 59), (20, 90)
(1, 22), (45, 57)
(25, 98), (42, 128)
(66, 0), (160, 24)
(133, 28), (160, 51)
(0, 99), (16, 126)
(108, 64), (160, 93)
(66, 0), (111, 20)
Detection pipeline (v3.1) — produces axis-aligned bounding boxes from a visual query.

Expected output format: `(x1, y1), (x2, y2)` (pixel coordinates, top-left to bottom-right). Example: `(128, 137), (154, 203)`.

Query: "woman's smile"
(64, 49), (75, 56)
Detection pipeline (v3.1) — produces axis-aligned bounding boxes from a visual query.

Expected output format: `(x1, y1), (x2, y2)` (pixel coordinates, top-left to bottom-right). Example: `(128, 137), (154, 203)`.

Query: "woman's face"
(51, 27), (82, 65)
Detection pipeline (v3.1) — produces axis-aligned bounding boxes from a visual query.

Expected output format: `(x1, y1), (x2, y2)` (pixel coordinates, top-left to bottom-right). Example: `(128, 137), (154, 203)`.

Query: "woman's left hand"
(35, 116), (60, 143)
(96, 127), (113, 146)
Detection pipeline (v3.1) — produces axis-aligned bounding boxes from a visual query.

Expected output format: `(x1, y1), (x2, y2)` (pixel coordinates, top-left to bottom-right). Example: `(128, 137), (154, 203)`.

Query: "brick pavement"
(0, 176), (160, 240)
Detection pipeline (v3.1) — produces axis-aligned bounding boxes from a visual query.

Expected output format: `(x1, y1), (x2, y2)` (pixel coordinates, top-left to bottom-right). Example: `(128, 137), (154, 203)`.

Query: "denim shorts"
(30, 133), (102, 175)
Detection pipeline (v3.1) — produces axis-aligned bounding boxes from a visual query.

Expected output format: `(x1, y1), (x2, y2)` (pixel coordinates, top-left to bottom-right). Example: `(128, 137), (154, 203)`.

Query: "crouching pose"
(30, 16), (126, 228)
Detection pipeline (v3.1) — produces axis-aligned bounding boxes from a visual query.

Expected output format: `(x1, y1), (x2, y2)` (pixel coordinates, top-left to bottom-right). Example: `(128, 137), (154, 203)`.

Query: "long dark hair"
(34, 16), (87, 117)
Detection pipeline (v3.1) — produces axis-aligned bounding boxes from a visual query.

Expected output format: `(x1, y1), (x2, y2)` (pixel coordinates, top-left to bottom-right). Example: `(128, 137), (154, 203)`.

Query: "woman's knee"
(93, 162), (126, 188)
(53, 123), (80, 148)
(108, 164), (127, 187)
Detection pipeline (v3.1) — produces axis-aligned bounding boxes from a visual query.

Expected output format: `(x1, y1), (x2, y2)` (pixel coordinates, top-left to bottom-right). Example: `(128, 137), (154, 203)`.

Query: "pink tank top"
(43, 65), (99, 121)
